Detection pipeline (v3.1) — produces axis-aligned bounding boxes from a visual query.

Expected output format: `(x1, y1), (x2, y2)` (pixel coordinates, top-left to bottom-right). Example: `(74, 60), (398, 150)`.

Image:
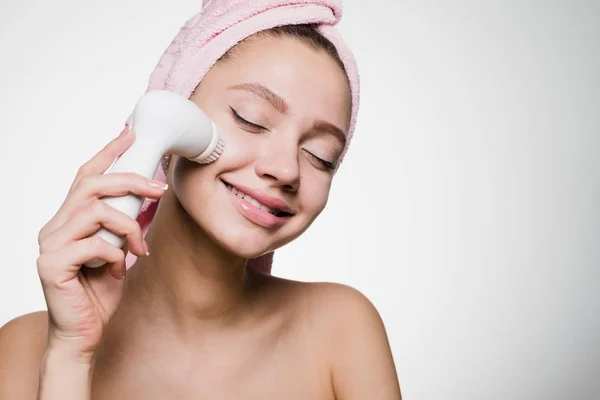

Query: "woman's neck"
(118, 190), (257, 339)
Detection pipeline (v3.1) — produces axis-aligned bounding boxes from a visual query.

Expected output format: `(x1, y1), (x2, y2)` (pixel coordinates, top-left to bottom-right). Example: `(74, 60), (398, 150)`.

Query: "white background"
(1, 1), (599, 399)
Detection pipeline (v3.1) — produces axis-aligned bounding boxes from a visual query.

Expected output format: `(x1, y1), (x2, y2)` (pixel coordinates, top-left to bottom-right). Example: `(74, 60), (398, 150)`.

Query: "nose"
(255, 135), (300, 191)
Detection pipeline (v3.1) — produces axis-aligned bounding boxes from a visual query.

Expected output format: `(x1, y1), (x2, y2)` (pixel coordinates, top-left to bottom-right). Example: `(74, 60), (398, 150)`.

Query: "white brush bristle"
(197, 137), (224, 164)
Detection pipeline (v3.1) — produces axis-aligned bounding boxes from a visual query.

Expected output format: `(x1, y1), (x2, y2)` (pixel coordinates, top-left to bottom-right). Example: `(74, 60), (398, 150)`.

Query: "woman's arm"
(327, 285), (402, 399)
(38, 345), (93, 400)
(0, 312), (95, 400)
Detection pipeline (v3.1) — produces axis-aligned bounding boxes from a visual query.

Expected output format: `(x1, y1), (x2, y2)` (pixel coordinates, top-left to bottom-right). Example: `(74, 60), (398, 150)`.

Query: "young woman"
(0, 3), (402, 399)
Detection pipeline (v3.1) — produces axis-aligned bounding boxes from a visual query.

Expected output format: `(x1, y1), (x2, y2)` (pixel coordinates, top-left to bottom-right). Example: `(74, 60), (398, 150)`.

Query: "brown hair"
(218, 24), (346, 72)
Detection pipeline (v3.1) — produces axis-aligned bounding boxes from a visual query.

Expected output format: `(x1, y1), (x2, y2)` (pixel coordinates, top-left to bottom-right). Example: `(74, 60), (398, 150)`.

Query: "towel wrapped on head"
(124, 0), (360, 273)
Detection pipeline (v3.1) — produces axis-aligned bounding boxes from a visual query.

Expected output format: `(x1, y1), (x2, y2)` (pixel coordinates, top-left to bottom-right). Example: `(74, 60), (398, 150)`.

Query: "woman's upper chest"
(90, 313), (334, 399)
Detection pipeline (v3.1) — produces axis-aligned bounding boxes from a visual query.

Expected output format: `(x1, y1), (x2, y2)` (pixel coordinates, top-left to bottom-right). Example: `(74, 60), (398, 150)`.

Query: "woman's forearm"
(38, 349), (93, 400)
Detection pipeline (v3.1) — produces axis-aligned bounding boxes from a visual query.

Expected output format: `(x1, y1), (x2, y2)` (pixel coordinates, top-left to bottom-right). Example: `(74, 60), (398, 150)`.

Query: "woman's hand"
(36, 127), (167, 363)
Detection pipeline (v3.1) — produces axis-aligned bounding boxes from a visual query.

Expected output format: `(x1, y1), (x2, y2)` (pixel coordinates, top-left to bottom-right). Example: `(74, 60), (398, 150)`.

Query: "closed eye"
(304, 150), (336, 171)
(230, 107), (266, 131)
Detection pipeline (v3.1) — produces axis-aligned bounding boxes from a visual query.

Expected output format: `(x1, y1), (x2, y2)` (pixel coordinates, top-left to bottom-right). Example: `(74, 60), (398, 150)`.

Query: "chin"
(199, 217), (302, 260)
(177, 187), (307, 260)
(207, 206), (308, 257)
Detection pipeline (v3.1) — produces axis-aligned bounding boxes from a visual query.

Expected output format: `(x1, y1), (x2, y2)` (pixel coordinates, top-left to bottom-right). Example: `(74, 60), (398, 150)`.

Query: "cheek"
(300, 181), (331, 218)
(170, 157), (207, 206)
(170, 126), (259, 195)
(214, 124), (263, 167)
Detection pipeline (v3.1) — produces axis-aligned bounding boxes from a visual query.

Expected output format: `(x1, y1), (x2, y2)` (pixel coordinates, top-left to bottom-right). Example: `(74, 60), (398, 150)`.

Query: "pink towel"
(124, 0), (360, 273)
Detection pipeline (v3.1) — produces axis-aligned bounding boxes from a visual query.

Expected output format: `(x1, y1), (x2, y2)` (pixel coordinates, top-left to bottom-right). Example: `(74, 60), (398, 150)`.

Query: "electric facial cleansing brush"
(84, 90), (224, 268)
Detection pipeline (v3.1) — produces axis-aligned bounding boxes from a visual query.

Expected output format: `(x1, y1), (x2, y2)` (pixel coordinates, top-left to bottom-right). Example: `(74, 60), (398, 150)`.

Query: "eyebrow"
(312, 120), (346, 147)
(228, 83), (288, 113)
(228, 82), (347, 146)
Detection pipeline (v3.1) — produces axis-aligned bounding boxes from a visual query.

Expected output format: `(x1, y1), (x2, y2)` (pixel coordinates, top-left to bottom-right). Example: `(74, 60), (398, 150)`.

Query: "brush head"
(187, 121), (225, 164)
(196, 137), (225, 164)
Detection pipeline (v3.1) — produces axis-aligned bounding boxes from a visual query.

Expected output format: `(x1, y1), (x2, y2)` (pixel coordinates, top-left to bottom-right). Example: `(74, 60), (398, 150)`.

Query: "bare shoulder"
(0, 310), (49, 356)
(302, 281), (381, 316)
(268, 278), (383, 322)
(299, 281), (391, 345)
(306, 282), (402, 398)
(254, 274), (384, 329)
(0, 311), (49, 398)
(264, 278), (402, 399)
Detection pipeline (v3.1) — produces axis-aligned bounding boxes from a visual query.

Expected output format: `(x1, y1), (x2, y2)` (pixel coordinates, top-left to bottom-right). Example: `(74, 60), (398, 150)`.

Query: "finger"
(39, 127), (137, 245)
(70, 127), (136, 191)
(37, 236), (125, 287)
(109, 258), (126, 281)
(40, 199), (147, 257)
(43, 172), (167, 241)
(80, 258), (126, 286)
(73, 172), (168, 202)
(65, 172), (167, 215)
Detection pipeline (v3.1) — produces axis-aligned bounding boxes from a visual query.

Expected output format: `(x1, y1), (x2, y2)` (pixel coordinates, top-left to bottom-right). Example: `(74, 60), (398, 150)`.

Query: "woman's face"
(169, 33), (351, 259)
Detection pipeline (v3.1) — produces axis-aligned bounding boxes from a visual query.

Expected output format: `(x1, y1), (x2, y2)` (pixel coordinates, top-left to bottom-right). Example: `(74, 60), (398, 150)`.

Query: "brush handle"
(83, 137), (164, 268)
(82, 90), (222, 268)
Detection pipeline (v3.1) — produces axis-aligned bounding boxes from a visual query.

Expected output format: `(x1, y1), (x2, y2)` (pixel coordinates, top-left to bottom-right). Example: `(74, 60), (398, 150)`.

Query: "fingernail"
(148, 180), (168, 190)
(118, 126), (130, 138)
(143, 240), (150, 256)
(121, 264), (127, 279)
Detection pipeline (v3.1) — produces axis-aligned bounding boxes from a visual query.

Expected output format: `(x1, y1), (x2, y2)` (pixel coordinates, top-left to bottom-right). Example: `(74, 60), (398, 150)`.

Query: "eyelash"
(306, 152), (336, 171)
(229, 107), (336, 171)
(230, 107), (266, 131)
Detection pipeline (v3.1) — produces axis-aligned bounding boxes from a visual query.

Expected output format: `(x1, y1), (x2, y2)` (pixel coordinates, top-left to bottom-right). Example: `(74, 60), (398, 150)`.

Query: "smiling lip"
(222, 180), (294, 214)
(222, 180), (293, 229)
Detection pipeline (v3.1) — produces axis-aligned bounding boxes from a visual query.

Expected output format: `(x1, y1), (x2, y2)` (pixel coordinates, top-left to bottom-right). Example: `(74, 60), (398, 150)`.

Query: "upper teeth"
(225, 183), (281, 215)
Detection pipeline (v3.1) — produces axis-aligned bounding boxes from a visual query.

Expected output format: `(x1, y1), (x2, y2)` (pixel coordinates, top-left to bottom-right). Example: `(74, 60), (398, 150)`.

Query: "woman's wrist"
(38, 348), (94, 400)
